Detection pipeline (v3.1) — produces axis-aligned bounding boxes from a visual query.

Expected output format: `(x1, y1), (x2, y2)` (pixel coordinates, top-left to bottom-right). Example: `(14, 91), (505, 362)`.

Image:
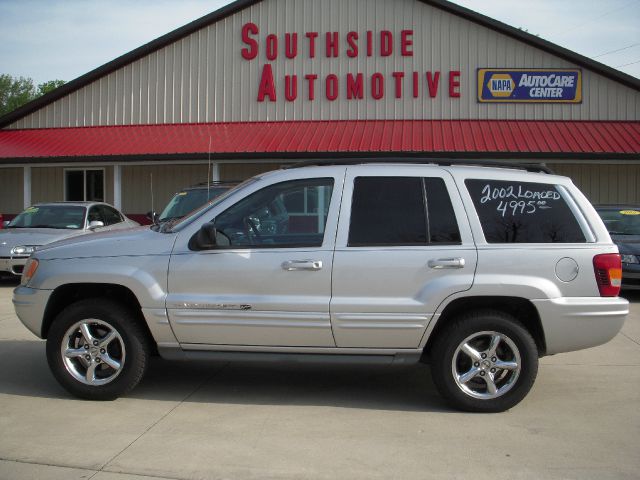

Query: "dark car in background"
(595, 205), (640, 290)
(149, 182), (237, 225)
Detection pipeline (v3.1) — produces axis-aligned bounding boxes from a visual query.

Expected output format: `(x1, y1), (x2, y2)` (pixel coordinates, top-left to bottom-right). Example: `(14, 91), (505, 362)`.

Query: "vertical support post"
(211, 163), (220, 182)
(23, 166), (31, 208)
(113, 165), (122, 210)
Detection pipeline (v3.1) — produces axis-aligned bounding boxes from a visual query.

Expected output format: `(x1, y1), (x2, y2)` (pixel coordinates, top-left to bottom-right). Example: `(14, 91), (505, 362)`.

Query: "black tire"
(430, 310), (538, 413)
(46, 299), (150, 400)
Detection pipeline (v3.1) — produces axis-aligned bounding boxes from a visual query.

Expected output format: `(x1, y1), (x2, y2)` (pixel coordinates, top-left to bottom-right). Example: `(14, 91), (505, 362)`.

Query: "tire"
(430, 310), (538, 413)
(46, 299), (150, 400)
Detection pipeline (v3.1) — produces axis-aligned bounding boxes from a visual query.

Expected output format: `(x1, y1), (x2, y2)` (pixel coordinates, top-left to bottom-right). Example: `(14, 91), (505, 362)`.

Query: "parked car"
(149, 181), (238, 224)
(595, 205), (640, 290)
(13, 161), (628, 412)
(0, 202), (138, 277)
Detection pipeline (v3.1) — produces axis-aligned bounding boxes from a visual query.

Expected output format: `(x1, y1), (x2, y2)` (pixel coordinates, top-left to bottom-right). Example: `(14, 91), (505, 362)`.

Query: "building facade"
(1, 0), (639, 221)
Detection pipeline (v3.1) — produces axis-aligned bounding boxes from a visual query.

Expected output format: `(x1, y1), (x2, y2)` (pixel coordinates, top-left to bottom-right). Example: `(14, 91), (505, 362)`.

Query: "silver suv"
(13, 161), (629, 412)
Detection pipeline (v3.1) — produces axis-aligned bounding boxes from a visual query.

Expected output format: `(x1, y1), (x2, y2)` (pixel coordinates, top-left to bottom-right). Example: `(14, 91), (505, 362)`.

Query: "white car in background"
(0, 202), (138, 277)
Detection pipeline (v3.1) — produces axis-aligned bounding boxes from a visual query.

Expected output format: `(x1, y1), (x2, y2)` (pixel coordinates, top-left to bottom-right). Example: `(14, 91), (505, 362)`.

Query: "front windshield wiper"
(29, 225), (72, 229)
(159, 218), (182, 233)
(158, 216), (180, 223)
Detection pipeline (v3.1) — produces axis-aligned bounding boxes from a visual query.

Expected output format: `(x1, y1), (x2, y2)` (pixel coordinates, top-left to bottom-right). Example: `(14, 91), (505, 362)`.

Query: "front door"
(167, 173), (343, 347)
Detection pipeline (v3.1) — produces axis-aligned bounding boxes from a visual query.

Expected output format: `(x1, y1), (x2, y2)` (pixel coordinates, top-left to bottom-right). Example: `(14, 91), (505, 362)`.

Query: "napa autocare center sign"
(477, 68), (582, 103)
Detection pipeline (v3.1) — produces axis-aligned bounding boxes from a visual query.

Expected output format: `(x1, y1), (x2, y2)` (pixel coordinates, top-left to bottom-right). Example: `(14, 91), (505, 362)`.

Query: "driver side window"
(213, 178), (334, 248)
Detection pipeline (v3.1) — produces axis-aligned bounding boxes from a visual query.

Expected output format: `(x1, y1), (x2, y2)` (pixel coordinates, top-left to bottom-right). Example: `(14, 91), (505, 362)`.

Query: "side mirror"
(189, 222), (231, 250)
(146, 211), (159, 224)
(88, 220), (105, 230)
(189, 222), (218, 250)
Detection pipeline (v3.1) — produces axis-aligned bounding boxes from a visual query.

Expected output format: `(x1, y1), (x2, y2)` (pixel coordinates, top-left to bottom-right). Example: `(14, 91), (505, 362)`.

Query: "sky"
(0, 0), (639, 86)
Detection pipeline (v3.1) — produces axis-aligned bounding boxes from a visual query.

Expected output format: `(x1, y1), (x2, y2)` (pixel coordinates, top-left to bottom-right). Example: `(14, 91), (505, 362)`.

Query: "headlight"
(621, 254), (639, 264)
(11, 245), (37, 256)
(21, 258), (39, 286)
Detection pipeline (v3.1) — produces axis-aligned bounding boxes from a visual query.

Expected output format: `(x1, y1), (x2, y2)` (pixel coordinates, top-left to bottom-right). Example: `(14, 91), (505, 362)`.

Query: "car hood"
(0, 228), (85, 254)
(33, 226), (177, 260)
(610, 234), (640, 255)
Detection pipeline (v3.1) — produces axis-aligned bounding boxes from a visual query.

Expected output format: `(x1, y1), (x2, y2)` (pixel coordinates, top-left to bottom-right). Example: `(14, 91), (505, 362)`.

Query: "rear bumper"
(533, 297), (629, 355)
(13, 286), (53, 338)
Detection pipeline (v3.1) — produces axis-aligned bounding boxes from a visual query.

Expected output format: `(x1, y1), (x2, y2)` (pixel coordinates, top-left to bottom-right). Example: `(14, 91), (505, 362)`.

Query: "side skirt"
(158, 345), (421, 366)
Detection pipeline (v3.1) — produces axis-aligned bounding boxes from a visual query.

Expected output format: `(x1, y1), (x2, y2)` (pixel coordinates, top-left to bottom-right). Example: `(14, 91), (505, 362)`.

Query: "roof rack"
(285, 158), (554, 174)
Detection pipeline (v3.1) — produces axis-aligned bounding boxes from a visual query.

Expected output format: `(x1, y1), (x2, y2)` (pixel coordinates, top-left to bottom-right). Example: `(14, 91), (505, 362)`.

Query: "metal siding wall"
(0, 168), (24, 214)
(8, 0), (640, 129)
(31, 167), (64, 203)
(549, 163), (640, 204)
(121, 164), (209, 214)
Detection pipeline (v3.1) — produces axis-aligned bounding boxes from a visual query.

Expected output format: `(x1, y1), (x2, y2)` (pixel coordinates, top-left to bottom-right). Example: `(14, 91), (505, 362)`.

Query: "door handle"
(281, 260), (323, 271)
(428, 257), (466, 269)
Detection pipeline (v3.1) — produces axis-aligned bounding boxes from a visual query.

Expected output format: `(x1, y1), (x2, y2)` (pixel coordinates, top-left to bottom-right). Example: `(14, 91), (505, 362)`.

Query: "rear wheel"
(46, 299), (150, 400)
(430, 310), (538, 412)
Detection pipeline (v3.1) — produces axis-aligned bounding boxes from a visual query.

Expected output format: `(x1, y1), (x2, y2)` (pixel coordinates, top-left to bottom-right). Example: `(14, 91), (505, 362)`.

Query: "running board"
(158, 347), (421, 366)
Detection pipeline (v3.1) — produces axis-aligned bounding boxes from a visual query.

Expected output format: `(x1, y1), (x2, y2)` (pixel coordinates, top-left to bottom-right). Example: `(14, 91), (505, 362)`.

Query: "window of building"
(65, 169), (105, 202)
(465, 179), (587, 243)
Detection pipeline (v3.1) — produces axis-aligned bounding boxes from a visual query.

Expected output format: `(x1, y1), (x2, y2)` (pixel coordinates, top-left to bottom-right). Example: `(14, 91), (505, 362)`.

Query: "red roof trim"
(0, 120), (638, 163)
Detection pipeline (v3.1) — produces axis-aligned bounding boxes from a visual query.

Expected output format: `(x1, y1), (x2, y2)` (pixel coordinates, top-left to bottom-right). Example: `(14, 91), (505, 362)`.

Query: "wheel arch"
(41, 283), (156, 352)
(423, 296), (547, 360)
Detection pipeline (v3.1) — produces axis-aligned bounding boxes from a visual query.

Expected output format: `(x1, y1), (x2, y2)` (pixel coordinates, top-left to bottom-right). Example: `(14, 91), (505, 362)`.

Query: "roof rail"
(285, 158), (554, 174)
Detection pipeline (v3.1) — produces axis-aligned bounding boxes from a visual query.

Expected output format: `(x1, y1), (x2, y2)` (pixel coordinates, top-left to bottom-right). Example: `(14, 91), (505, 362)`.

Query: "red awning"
(0, 120), (638, 161)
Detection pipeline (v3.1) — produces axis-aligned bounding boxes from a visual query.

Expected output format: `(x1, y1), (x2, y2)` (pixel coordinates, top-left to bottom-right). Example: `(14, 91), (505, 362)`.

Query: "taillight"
(593, 254), (622, 297)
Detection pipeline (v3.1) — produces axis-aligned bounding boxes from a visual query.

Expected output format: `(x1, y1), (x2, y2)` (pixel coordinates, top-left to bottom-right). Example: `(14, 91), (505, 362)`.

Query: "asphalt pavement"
(0, 277), (638, 480)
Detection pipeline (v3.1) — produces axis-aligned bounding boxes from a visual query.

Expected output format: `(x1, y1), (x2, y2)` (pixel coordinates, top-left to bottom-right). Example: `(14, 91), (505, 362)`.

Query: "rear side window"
(348, 177), (461, 246)
(465, 179), (586, 243)
(100, 206), (123, 225)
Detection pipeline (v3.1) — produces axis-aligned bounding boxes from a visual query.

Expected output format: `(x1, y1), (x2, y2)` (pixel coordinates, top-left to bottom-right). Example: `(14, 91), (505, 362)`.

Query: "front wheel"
(430, 310), (539, 412)
(46, 299), (150, 400)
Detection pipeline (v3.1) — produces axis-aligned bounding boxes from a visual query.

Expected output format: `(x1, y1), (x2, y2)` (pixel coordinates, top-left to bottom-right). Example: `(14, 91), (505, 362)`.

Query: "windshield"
(160, 177), (260, 233)
(596, 208), (640, 235)
(8, 205), (87, 230)
(158, 187), (231, 222)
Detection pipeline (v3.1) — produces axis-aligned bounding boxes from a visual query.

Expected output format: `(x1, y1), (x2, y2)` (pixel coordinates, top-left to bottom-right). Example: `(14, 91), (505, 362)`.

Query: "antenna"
(207, 136), (212, 199)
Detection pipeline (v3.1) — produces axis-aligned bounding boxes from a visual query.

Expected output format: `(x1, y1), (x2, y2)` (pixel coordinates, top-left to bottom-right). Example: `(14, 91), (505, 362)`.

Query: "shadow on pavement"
(0, 340), (448, 413)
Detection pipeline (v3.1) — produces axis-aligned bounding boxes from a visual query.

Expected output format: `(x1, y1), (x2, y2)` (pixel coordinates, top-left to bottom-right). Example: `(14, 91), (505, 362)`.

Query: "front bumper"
(533, 297), (629, 355)
(0, 256), (28, 276)
(13, 286), (53, 338)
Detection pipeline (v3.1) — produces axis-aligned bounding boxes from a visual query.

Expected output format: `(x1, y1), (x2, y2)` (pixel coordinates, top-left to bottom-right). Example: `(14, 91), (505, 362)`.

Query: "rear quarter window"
(465, 179), (586, 243)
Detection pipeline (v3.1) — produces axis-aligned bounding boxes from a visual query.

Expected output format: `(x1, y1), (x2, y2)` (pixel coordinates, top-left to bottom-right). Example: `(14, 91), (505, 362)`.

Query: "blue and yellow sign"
(478, 68), (582, 103)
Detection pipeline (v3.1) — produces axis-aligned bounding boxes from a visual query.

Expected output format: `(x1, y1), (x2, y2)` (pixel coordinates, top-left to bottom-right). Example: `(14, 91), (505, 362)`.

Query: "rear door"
(330, 166), (477, 348)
